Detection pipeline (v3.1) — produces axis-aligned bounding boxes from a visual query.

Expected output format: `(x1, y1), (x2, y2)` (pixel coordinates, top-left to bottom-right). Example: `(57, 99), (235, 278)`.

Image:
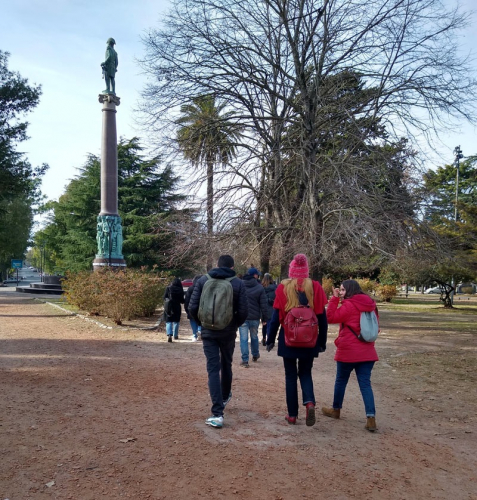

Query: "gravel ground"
(1, 289), (476, 500)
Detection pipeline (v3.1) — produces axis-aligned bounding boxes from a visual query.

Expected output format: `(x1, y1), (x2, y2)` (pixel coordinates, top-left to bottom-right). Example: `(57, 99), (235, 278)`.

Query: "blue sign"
(11, 259), (23, 269)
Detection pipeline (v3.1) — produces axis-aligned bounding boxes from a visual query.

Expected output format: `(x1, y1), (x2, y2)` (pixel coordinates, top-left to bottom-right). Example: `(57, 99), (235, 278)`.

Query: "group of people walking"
(163, 253), (379, 432)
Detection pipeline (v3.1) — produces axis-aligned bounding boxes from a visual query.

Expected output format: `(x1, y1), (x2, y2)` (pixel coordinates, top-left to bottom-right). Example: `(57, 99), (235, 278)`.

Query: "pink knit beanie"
(288, 254), (309, 279)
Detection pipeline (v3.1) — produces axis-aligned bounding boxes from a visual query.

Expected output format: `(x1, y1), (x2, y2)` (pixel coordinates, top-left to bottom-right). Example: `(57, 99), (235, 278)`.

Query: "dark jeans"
(262, 323), (267, 341)
(333, 361), (376, 417)
(283, 356), (315, 418)
(202, 336), (236, 417)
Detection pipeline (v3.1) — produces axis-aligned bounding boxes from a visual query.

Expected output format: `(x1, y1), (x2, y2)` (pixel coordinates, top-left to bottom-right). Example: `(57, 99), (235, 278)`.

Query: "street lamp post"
(40, 245), (45, 283)
(450, 146), (464, 305)
(454, 145), (463, 222)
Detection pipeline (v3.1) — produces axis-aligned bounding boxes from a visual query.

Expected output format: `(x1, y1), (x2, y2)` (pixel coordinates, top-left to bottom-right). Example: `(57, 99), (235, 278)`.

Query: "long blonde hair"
(282, 278), (314, 312)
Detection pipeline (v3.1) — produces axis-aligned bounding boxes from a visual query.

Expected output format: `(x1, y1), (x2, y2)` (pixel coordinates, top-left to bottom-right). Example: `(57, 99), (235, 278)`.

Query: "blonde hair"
(282, 278), (314, 312)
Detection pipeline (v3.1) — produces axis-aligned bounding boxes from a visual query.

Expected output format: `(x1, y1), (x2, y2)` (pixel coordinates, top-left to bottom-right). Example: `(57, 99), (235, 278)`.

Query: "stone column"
(93, 94), (126, 270)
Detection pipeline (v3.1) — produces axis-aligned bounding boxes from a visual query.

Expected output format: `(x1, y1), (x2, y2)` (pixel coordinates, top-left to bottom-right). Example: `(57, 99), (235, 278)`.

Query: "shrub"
(356, 278), (377, 294)
(321, 277), (334, 297)
(63, 268), (170, 324)
(376, 284), (398, 302)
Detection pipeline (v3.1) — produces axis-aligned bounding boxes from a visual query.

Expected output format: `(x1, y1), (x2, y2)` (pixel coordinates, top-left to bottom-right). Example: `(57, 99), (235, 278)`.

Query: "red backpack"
(283, 306), (318, 348)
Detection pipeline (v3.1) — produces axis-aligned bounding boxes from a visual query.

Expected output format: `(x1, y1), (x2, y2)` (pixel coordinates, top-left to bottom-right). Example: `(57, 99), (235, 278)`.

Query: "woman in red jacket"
(266, 254), (328, 426)
(323, 279), (379, 431)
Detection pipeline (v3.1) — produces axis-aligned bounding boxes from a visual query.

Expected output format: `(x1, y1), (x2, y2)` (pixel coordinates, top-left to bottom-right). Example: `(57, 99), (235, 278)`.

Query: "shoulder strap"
(344, 323), (360, 340)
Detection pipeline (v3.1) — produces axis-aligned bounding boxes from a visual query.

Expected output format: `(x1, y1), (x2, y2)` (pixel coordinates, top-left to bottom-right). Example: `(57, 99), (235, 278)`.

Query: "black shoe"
(168, 336), (172, 343)
(240, 361), (249, 368)
(262, 339), (266, 346)
(252, 355), (260, 362)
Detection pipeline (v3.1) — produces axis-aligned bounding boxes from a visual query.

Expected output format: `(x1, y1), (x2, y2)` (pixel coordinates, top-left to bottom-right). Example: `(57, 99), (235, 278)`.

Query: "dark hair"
(217, 254), (234, 268)
(172, 277), (183, 287)
(342, 279), (364, 298)
(262, 273), (274, 288)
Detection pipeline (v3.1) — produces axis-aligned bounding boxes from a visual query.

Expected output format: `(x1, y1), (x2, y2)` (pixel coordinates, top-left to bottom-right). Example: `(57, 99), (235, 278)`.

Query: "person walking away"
(266, 254), (328, 426)
(261, 273), (277, 346)
(163, 278), (185, 342)
(189, 255), (248, 428)
(323, 279), (379, 432)
(239, 267), (270, 367)
(184, 275), (203, 341)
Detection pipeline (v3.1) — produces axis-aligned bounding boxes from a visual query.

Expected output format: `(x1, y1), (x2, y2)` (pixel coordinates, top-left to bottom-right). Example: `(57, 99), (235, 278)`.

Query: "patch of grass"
(387, 351), (477, 384)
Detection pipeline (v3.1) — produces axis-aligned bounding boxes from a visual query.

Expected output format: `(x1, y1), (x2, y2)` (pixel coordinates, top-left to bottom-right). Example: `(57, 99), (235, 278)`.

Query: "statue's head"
(107, 38), (116, 46)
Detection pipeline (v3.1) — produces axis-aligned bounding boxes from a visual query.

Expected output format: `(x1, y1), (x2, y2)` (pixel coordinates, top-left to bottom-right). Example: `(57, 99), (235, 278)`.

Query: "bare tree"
(140, 0), (477, 275)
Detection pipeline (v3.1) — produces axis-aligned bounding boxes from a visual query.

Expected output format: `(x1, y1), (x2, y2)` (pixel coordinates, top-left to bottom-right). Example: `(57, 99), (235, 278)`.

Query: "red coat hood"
(345, 294), (376, 313)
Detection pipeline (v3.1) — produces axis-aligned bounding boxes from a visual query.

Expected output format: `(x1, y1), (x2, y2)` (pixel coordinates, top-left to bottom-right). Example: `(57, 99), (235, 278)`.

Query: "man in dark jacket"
(239, 267), (270, 367)
(189, 255), (248, 428)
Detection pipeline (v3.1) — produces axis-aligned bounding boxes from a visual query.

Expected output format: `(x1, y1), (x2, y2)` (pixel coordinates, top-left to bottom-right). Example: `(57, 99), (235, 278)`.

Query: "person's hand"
(262, 321), (267, 326)
(266, 343), (275, 352)
(332, 287), (340, 298)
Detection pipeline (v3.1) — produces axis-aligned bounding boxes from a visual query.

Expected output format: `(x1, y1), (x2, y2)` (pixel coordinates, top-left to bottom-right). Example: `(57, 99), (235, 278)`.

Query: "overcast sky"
(1, 0), (476, 210)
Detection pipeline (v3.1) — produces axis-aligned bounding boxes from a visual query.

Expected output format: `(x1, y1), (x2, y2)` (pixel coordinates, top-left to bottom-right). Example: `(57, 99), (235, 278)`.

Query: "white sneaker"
(191, 336), (198, 342)
(205, 416), (224, 428)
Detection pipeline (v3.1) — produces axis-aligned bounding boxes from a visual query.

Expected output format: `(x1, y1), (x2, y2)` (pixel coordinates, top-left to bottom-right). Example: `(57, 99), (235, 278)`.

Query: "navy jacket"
(242, 274), (270, 322)
(264, 283), (277, 320)
(189, 267), (249, 339)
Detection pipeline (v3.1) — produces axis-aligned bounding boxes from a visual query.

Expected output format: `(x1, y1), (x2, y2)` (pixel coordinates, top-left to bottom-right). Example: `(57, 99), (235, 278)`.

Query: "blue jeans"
(239, 320), (260, 362)
(202, 336), (236, 417)
(333, 361), (376, 417)
(283, 356), (315, 418)
(166, 322), (179, 338)
(189, 319), (201, 339)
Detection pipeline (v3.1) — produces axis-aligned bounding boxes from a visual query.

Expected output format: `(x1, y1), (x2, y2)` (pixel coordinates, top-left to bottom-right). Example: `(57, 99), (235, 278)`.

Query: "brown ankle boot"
(321, 407), (340, 419)
(365, 417), (377, 431)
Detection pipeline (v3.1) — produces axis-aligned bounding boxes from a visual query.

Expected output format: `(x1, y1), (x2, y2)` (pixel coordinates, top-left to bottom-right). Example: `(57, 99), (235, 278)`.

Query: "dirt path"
(1, 291), (476, 499)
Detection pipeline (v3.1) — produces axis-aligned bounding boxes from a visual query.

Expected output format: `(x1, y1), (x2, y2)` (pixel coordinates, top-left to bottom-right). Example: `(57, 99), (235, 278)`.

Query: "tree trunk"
(206, 159), (214, 270)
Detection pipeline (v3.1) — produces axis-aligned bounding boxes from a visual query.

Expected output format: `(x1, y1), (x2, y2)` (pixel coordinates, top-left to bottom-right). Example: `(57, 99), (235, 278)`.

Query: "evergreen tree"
(37, 138), (185, 272)
(0, 50), (46, 277)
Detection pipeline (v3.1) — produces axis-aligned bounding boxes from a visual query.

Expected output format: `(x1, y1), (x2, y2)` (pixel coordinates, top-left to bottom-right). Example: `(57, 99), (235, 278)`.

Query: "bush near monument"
(63, 268), (169, 325)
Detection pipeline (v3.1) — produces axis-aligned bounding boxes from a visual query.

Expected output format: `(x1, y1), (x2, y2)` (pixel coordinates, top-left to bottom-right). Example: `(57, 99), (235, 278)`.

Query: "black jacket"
(189, 267), (249, 339)
(163, 283), (185, 323)
(184, 277), (202, 320)
(242, 274), (270, 322)
(264, 283), (277, 320)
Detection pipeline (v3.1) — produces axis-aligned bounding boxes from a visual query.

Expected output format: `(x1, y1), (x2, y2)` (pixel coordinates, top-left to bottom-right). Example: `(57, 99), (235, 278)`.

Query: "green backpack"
(198, 274), (236, 330)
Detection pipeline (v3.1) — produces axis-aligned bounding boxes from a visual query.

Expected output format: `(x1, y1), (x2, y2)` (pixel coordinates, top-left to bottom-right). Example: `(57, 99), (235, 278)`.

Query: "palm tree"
(177, 94), (241, 269)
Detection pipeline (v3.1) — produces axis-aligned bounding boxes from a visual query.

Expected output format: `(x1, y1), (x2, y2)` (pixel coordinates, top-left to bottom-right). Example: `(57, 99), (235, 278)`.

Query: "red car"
(181, 279), (194, 289)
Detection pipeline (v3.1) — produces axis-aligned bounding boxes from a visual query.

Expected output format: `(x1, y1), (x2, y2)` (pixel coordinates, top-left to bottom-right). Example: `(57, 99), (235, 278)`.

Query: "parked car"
(181, 279), (194, 289)
(425, 286), (442, 294)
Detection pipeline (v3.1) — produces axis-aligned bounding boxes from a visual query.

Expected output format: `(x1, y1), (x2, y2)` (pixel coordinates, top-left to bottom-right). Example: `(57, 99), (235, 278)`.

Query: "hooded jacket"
(163, 282), (185, 323)
(242, 274), (270, 322)
(326, 294), (379, 363)
(188, 267), (249, 339)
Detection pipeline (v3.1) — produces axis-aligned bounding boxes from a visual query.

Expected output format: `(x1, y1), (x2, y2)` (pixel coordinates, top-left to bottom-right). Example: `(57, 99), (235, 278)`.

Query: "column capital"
(98, 93), (121, 106)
